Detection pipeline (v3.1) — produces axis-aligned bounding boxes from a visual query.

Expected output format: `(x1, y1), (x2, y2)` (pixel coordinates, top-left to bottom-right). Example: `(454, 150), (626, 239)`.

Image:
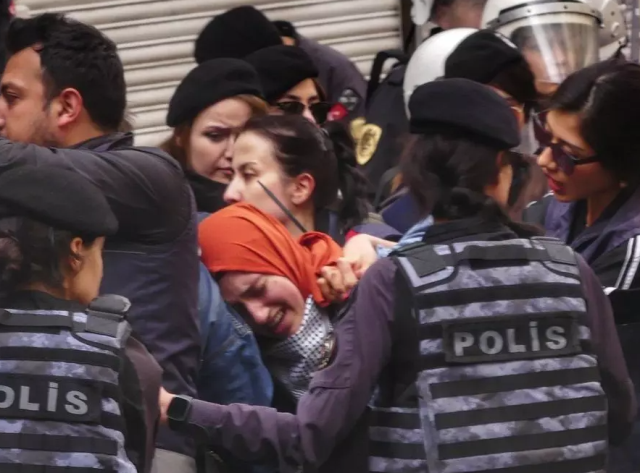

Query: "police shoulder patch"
(356, 123), (382, 166)
(338, 88), (361, 112)
(442, 312), (582, 364)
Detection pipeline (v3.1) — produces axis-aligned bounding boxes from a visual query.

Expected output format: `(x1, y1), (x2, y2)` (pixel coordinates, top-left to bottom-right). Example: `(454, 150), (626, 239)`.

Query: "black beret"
(245, 45), (318, 103)
(409, 78), (520, 150)
(0, 165), (118, 236)
(167, 58), (264, 127)
(445, 30), (524, 84)
(194, 6), (282, 64)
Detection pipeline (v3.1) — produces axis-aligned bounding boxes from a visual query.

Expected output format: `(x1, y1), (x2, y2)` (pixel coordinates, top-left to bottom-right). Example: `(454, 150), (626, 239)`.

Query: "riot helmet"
(403, 27), (478, 116)
(482, 0), (602, 96)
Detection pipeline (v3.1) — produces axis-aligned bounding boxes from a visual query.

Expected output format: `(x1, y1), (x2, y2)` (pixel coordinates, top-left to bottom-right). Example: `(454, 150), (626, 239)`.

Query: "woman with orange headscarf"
(199, 203), (343, 402)
(160, 202), (379, 472)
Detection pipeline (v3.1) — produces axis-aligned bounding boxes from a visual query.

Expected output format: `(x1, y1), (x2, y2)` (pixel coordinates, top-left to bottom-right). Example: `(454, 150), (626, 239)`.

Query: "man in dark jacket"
(0, 13), (200, 473)
(273, 20), (367, 121)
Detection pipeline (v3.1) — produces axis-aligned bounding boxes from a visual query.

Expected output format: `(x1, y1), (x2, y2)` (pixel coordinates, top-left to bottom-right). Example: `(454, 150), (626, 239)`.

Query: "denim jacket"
(196, 261), (273, 406)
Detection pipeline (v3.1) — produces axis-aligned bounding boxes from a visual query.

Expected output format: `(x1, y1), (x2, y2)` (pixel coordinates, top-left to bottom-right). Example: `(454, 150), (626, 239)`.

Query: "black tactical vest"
(369, 237), (607, 473)
(0, 295), (137, 472)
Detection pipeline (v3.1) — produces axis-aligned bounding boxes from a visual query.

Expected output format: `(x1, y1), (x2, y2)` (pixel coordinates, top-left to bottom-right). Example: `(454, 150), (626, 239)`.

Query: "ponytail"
(321, 121), (371, 231)
(401, 132), (509, 223)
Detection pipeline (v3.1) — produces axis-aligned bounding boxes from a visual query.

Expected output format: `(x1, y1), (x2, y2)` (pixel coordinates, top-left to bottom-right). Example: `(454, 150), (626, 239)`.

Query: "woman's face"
(219, 272), (306, 339)
(66, 236), (105, 306)
(537, 110), (616, 202)
(224, 131), (298, 222)
(186, 98), (253, 184)
(271, 78), (321, 124)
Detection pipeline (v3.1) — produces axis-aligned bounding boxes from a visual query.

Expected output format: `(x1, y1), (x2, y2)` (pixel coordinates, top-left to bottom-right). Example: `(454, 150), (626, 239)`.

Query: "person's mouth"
(217, 168), (233, 179)
(546, 174), (566, 195)
(267, 308), (291, 337)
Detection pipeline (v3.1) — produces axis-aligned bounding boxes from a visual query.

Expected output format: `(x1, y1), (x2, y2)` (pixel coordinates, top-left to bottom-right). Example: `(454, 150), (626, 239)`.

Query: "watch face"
(167, 396), (190, 421)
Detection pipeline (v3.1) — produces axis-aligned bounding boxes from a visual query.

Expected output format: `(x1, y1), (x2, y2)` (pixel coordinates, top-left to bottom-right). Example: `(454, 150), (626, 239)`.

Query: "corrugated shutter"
(18, 0), (401, 146)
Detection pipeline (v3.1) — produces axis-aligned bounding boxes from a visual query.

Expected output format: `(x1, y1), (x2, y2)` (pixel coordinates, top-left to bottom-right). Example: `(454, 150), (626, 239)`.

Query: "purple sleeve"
(577, 255), (637, 444)
(186, 259), (397, 472)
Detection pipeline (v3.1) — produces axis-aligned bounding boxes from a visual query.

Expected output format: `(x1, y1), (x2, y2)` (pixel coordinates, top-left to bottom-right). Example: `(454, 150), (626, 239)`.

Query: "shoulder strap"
(365, 49), (409, 107)
(85, 294), (131, 337)
(396, 239), (577, 280)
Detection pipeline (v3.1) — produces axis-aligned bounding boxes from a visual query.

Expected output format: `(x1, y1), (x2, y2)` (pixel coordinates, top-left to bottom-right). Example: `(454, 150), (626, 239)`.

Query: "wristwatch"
(167, 395), (193, 431)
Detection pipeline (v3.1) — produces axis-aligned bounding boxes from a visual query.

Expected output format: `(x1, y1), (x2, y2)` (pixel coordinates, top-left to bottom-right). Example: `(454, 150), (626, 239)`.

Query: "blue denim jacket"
(196, 262), (273, 406)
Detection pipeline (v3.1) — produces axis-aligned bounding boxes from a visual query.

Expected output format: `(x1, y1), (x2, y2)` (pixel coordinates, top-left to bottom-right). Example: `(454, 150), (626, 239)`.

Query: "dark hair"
(242, 115), (369, 231)
(272, 20), (298, 40)
(549, 58), (640, 184)
(401, 132), (507, 221)
(6, 13), (126, 132)
(0, 217), (97, 297)
(490, 59), (537, 118)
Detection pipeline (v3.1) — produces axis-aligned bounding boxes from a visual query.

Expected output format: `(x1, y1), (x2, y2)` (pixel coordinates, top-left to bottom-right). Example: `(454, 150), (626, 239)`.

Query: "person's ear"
(67, 237), (85, 274)
(55, 88), (83, 129)
(289, 172), (316, 206)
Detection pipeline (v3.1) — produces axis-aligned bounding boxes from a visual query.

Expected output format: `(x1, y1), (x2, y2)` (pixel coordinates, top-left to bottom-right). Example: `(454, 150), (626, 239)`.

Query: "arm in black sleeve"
(0, 138), (189, 241)
(577, 255), (637, 444)
(183, 259), (397, 472)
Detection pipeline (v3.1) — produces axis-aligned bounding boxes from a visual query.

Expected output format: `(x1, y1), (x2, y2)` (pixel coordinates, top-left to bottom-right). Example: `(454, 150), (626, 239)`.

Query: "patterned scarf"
(263, 297), (334, 399)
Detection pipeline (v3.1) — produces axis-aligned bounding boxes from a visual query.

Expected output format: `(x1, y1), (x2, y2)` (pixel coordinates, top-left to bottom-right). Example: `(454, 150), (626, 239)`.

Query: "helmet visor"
(502, 14), (599, 95)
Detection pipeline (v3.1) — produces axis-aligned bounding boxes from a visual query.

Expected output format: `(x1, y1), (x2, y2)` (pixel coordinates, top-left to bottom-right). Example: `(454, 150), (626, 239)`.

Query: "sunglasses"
(533, 111), (599, 176)
(274, 101), (332, 124)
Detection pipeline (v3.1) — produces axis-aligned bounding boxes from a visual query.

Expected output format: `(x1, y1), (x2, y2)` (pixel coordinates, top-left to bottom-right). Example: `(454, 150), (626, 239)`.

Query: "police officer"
(158, 79), (635, 473)
(358, 0), (487, 199)
(0, 165), (162, 473)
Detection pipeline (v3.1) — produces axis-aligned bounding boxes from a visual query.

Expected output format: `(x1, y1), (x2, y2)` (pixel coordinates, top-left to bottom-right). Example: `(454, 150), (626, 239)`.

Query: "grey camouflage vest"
(0, 294), (137, 473)
(370, 237), (607, 473)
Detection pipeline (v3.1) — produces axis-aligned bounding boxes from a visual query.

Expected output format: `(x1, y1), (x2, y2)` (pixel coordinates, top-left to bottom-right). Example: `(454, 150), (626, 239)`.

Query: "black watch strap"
(167, 395), (193, 431)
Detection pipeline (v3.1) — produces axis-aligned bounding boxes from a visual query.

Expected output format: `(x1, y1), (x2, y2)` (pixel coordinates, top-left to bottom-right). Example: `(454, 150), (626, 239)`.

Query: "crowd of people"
(0, 1), (638, 473)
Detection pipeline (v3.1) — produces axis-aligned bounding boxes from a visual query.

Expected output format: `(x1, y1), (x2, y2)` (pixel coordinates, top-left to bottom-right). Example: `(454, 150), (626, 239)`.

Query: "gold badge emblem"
(356, 123), (382, 166)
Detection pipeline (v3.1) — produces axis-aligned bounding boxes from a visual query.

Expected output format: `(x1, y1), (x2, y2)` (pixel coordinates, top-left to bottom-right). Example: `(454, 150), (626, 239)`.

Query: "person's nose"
(537, 147), (556, 171)
(223, 135), (236, 160)
(223, 177), (241, 204)
(302, 106), (316, 124)
(243, 301), (270, 325)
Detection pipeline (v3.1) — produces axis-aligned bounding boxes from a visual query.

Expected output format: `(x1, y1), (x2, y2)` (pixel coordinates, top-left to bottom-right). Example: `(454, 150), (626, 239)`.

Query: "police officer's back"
(0, 166), (162, 472)
(364, 80), (635, 471)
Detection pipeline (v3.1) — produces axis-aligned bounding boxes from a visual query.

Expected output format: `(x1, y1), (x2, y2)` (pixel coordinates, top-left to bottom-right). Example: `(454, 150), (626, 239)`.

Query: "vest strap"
(462, 454), (606, 473)
(0, 311), (81, 330)
(402, 243), (577, 279)
(86, 294), (130, 337)
(0, 433), (118, 455)
(0, 465), (117, 473)
(0, 346), (120, 371)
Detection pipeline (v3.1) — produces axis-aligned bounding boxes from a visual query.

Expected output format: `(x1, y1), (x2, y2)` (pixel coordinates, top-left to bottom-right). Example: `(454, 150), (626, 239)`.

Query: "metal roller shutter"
(18, 0), (401, 146)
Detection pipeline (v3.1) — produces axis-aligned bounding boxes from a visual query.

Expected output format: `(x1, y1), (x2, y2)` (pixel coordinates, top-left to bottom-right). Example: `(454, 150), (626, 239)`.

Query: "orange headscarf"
(199, 203), (343, 307)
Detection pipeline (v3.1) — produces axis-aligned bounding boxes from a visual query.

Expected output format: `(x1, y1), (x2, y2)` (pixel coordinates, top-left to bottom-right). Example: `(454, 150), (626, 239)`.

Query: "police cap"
(194, 6), (282, 64)
(0, 165), (118, 236)
(445, 30), (524, 85)
(167, 58), (264, 127)
(246, 45), (319, 103)
(409, 78), (520, 150)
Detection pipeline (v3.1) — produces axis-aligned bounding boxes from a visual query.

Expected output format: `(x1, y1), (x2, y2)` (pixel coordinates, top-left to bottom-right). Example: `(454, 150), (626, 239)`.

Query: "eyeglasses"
(533, 111), (600, 176)
(274, 101), (332, 124)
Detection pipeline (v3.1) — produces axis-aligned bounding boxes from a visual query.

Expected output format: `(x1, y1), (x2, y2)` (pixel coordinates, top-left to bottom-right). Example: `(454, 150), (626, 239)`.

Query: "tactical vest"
(0, 295), (137, 473)
(370, 237), (607, 473)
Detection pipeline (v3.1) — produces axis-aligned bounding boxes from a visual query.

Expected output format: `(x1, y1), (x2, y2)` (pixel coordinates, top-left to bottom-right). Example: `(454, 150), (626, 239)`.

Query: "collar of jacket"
(545, 186), (640, 264)
(72, 132), (134, 151)
(185, 170), (227, 214)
